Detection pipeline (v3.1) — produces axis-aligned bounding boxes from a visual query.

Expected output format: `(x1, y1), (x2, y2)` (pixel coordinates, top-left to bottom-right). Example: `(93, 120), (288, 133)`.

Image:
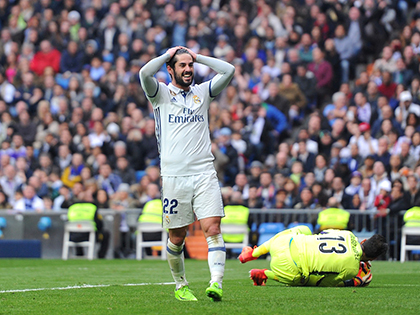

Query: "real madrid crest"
(170, 90), (176, 96)
(193, 95), (201, 104)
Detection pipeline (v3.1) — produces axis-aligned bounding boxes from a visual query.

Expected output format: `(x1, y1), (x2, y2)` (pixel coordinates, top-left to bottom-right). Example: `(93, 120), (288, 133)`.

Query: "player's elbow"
(139, 68), (146, 82)
(226, 63), (235, 78)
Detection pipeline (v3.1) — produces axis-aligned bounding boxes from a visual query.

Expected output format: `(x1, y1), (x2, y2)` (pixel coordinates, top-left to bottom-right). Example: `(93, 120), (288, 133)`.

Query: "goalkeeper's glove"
(344, 261), (372, 287)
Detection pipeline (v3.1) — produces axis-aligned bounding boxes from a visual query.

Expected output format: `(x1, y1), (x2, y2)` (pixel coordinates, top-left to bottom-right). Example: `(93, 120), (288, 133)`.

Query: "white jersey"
(147, 81), (214, 176)
(140, 52), (235, 177)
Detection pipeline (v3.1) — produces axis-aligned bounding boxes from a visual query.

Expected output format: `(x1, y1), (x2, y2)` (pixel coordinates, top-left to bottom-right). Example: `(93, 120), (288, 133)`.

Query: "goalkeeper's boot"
(206, 282), (223, 302)
(174, 285), (198, 301)
(250, 269), (268, 286)
(239, 246), (257, 263)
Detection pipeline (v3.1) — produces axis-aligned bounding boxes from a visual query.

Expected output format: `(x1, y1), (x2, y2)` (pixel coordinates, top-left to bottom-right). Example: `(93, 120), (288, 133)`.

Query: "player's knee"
(169, 235), (185, 246)
(205, 225), (221, 237)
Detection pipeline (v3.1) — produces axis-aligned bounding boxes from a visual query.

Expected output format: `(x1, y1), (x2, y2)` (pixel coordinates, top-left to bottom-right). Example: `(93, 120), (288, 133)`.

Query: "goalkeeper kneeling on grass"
(239, 226), (388, 287)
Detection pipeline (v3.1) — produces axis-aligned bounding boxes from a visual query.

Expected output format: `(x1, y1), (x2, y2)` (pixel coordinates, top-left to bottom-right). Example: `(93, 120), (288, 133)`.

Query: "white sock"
(166, 239), (187, 290)
(206, 234), (226, 288)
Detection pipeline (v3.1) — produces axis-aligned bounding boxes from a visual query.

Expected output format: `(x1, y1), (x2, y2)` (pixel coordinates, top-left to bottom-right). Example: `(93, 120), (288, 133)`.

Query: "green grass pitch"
(0, 258), (419, 315)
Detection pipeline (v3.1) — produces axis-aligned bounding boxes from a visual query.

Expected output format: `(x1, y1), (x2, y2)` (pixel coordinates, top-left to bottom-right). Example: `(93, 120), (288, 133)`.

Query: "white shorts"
(161, 171), (225, 229)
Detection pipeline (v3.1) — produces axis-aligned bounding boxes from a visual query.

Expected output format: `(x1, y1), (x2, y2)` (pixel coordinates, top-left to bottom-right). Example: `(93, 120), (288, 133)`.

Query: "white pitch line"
(0, 282), (175, 294)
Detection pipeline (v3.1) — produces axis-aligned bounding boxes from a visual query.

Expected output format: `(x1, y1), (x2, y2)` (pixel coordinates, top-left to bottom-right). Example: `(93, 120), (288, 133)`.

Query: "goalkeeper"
(239, 226), (388, 287)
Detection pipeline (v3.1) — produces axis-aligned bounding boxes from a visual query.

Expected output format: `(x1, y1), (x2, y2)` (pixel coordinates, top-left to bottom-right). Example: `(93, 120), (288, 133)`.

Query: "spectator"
(232, 172), (250, 201)
(354, 92), (372, 124)
(399, 139), (416, 169)
(388, 183), (410, 217)
(114, 156), (136, 186)
(374, 180), (392, 218)
(13, 73), (43, 116)
(138, 182), (160, 207)
(291, 139), (316, 173)
(0, 164), (23, 206)
(307, 47), (333, 106)
(29, 39), (61, 76)
(278, 73), (306, 122)
(248, 160), (264, 188)
(293, 187), (317, 225)
(349, 122), (379, 159)
(0, 69), (15, 105)
(257, 171), (276, 209)
(142, 118), (159, 167)
(333, 24), (356, 84)
(10, 134), (27, 163)
(244, 184), (263, 209)
(28, 173), (49, 198)
(14, 184), (45, 212)
(371, 104), (403, 137)
(395, 91), (420, 129)
(373, 46), (397, 74)
(359, 177), (376, 211)
(406, 174), (420, 207)
(59, 40), (85, 74)
(110, 182), (139, 256)
(345, 171), (363, 196)
(215, 127), (239, 186)
(61, 153), (84, 189)
(294, 64), (317, 112)
(371, 161), (391, 196)
(323, 92), (348, 127)
(95, 163), (122, 197)
(330, 176), (353, 210)
(283, 177), (299, 208)
(373, 136), (392, 171)
(270, 151), (291, 178)
(377, 71), (397, 100)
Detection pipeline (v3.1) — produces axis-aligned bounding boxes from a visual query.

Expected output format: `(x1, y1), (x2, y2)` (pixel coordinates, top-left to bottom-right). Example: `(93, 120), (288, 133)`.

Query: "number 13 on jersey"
(317, 235), (348, 254)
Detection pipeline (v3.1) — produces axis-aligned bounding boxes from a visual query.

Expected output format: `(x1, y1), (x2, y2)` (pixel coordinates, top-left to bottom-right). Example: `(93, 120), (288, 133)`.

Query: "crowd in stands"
(0, 0), (420, 233)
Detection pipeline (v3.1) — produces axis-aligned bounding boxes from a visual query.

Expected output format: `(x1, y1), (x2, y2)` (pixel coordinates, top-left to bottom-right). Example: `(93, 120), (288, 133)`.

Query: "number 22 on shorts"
(163, 198), (178, 214)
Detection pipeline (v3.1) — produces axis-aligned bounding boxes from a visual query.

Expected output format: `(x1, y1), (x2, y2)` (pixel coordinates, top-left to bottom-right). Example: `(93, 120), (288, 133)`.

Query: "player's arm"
(195, 54), (235, 97)
(139, 47), (180, 98)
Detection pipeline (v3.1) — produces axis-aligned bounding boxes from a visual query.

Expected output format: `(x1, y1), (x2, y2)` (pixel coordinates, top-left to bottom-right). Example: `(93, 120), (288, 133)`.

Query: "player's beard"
(174, 70), (193, 88)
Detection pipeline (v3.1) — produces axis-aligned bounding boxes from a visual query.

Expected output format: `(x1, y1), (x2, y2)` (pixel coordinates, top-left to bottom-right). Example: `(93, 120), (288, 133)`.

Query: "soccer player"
(139, 46), (235, 301)
(239, 226), (388, 287)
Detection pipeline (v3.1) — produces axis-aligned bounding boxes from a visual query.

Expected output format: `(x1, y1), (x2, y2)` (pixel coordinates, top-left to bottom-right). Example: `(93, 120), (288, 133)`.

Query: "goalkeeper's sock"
(166, 239), (187, 290)
(264, 270), (279, 282)
(206, 234), (225, 287)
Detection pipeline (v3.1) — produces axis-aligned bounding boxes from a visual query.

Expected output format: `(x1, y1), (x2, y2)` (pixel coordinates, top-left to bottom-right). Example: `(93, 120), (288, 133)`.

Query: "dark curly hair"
(362, 234), (388, 259)
(166, 48), (192, 69)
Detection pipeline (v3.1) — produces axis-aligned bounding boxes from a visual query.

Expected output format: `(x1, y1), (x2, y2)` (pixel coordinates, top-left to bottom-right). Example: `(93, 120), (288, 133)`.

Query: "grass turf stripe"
(0, 282), (176, 293)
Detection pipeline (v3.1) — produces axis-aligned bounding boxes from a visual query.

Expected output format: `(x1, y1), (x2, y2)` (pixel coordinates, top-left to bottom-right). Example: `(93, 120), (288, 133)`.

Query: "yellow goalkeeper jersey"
(291, 229), (362, 287)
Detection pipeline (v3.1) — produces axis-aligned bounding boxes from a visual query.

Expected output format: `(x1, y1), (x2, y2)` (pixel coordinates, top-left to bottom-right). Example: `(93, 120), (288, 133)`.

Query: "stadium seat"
(287, 222), (314, 233)
(257, 223), (285, 246)
(400, 226), (420, 263)
(352, 228), (376, 241)
(136, 222), (168, 260)
(220, 223), (249, 252)
(62, 221), (96, 260)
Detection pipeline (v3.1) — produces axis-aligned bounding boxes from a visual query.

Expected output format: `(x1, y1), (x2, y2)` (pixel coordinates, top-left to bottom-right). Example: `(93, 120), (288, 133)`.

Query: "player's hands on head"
(166, 46), (182, 59)
(181, 46), (197, 61)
